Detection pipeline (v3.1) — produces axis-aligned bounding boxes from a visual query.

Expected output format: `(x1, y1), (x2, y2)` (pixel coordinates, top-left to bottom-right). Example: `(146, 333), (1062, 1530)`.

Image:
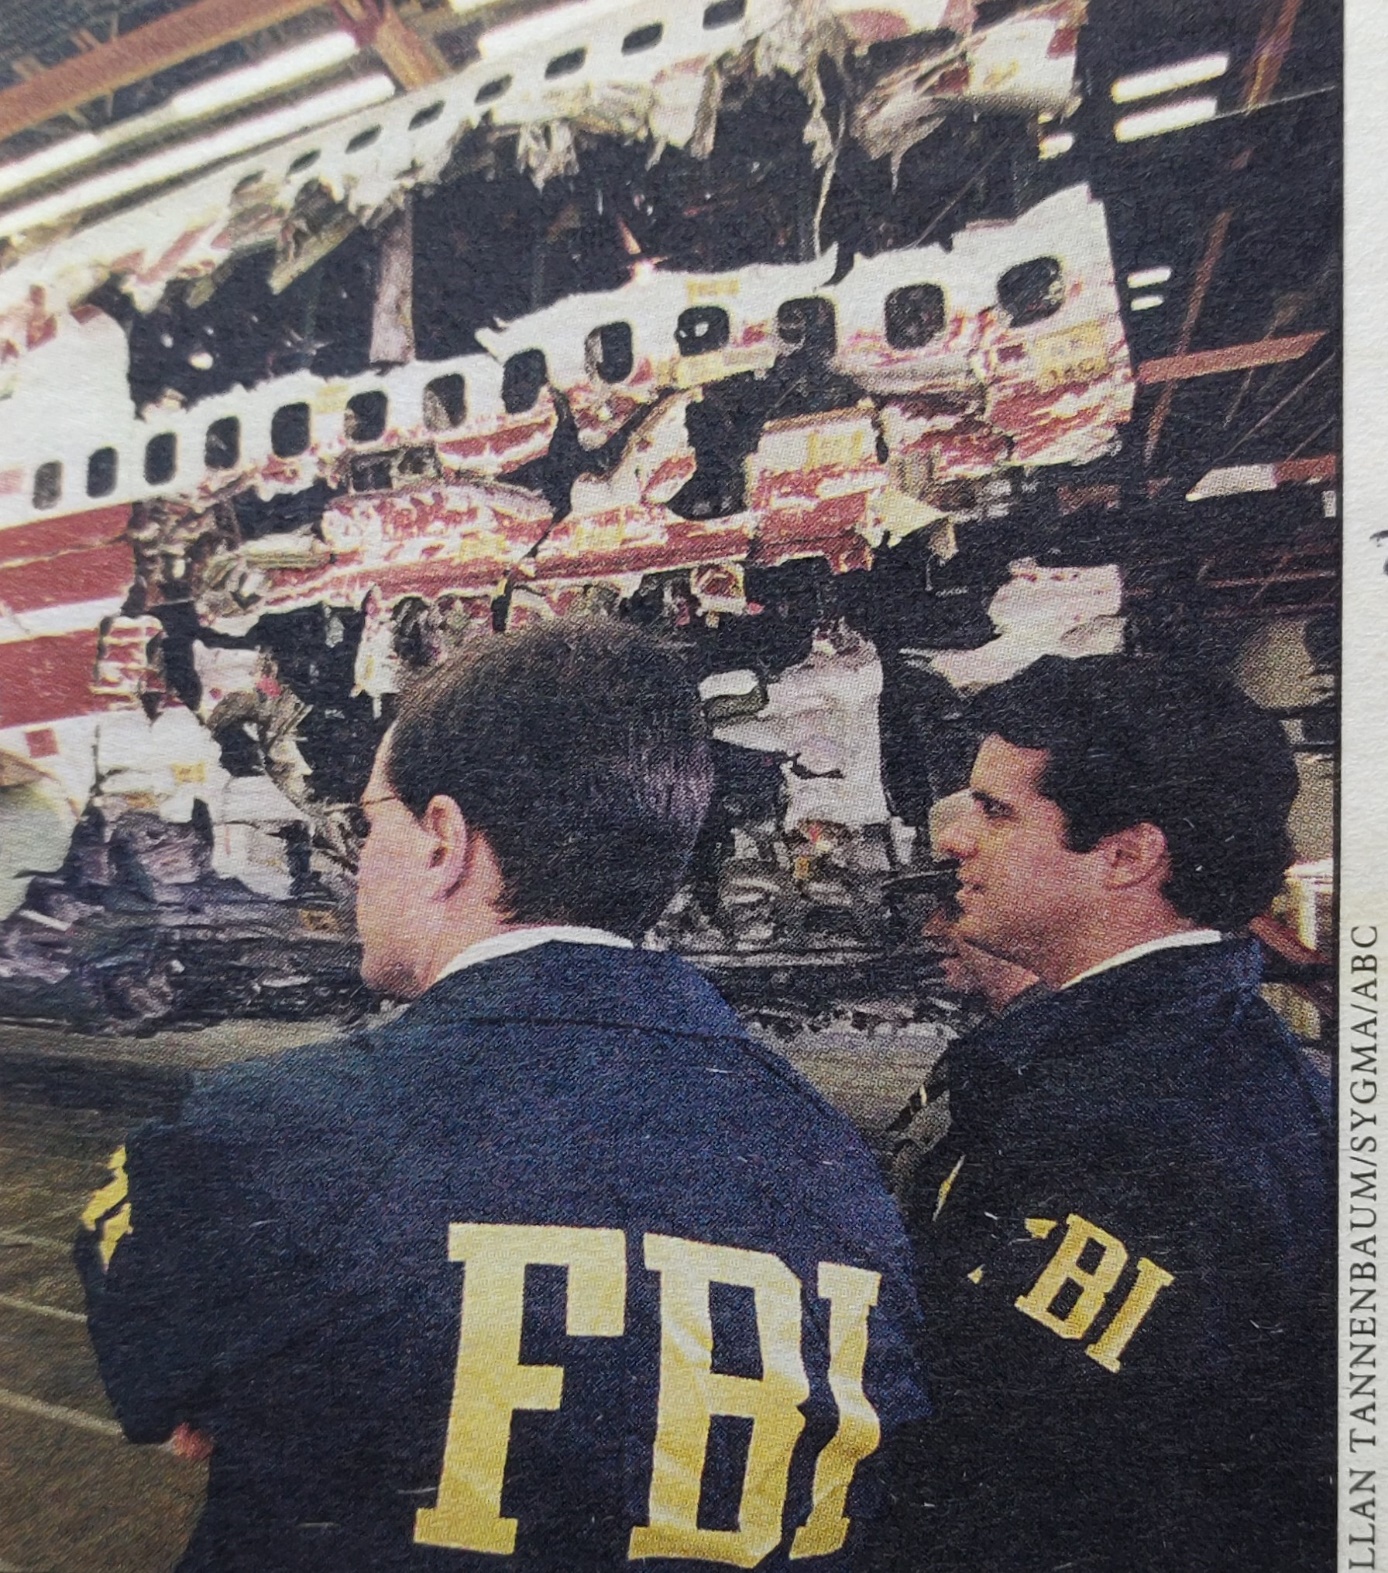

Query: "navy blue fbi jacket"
(75, 944), (929, 1572)
(887, 938), (1334, 1573)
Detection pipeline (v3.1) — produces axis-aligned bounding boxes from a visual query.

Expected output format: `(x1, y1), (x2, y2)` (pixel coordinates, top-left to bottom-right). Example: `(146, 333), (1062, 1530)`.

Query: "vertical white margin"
(1343, 2), (1388, 1566)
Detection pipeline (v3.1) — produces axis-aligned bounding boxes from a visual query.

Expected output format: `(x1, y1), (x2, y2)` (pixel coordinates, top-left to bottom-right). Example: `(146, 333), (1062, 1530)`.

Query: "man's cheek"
(1035, 862), (1076, 902)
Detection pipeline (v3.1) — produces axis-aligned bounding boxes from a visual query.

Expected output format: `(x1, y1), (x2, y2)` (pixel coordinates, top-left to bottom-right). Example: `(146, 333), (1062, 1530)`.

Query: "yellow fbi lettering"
(789, 1263), (882, 1560)
(414, 1224), (627, 1555)
(632, 1234), (808, 1567)
(1015, 1213), (1175, 1372)
(80, 1146), (131, 1269)
(415, 1224), (883, 1563)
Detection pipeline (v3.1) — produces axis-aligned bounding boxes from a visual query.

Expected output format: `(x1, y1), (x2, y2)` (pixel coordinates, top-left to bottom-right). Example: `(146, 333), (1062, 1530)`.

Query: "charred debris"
(0, 7), (1336, 1035)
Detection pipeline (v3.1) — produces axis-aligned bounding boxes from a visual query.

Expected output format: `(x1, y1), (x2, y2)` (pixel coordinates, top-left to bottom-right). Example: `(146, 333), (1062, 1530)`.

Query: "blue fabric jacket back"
(77, 943), (929, 1572)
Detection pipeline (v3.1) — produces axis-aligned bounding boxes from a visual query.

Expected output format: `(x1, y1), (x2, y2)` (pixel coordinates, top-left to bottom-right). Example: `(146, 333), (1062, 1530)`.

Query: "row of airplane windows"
(0, 1), (761, 278)
(23, 265), (1067, 511)
(261, 0), (750, 191)
(28, 362), (516, 511)
(457, 1), (750, 102)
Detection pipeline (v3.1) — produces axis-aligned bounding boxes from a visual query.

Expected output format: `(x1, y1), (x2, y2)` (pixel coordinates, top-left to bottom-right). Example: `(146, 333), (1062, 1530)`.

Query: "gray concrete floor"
(0, 1095), (205, 1573)
(766, 1018), (951, 1154)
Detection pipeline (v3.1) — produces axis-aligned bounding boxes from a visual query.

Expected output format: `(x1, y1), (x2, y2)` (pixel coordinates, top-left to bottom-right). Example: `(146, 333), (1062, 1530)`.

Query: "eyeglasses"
(344, 794), (398, 845)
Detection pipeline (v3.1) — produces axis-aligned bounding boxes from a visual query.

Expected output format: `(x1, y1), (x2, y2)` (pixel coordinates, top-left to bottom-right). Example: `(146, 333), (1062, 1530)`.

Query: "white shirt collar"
(433, 924), (633, 986)
(1060, 929), (1223, 990)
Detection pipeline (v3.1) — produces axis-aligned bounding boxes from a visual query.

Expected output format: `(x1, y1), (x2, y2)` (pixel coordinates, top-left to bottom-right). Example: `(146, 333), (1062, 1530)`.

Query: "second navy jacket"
(889, 938), (1334, 1573)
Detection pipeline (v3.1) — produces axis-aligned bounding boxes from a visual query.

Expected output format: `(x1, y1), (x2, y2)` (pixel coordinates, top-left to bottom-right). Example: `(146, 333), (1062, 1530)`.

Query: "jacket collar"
(1060, 928), (1223, 989)
(434, 926), (632, 984)
(403, 940), (748, 1043)
(960, 934), (1266, 1083)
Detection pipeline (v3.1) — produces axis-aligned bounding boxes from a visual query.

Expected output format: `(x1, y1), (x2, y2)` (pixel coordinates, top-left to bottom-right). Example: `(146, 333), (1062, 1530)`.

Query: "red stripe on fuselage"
(0, 542), (132, 614)
(0, 630), (100, 728)
(0, 505), (129, 568)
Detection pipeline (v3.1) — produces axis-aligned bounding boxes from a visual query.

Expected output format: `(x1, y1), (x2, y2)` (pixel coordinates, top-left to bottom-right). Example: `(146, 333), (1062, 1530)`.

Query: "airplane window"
(704, 0), (746, 27)
(998, 257), (1064, 328)
(676, 306), (730, 356)
(346, 391), (388, 444)
(778, 297), (836, 355)
(145, 433), (177, 486)
(885, 284), (947, 349)
(545, 49), (586, 78)
(424, 374), (466, 430)
(587, 321), (634, 383)
(502, 351), (548, 414)
(271, 403), (311, 458)
(86, 447), (118, 498)
(623, 23), (663, 52)
(32, 461), (62, 509)
(205, 417), (241, 469)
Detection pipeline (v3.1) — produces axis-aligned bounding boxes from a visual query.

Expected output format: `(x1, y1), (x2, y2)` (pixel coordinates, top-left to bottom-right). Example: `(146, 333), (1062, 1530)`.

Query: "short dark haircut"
(969, 655), (1299, 929)
(386, 619), (713, 939)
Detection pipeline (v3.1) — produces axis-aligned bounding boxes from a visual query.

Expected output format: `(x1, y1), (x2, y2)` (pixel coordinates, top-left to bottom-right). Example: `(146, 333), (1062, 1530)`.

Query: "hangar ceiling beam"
(1240, 0), (1305, 108)
(0, 0), (339, 146)
(1141, 210), (1232, 465)
(1140, 0), (1305, 468)
(1137, 332), (1325, 384)
(335, 2), (447, 88)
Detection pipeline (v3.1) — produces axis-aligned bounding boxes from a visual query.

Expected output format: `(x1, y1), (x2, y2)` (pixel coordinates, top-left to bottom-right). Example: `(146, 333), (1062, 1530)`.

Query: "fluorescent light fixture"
(1111, 53), (1228, 105)
(1038, 131), (1074, 159)
(1126, 265), (1172, 289)
(0, 133), (103, 201)
(477, 0), (637, 57)
(1130, 293), (1165, 311)
(0, 32), (359, 208)
(1114, 96), (1218, 142)
(170, 32), (359, 119)
(0, 75), (394, 239)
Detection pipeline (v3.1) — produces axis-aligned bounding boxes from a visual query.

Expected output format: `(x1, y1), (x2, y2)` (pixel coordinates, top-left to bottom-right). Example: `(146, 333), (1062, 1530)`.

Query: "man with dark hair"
(77, 618), (929, 1572)
(885, 654), (1333, 1571)
(355, 619), (716, 994)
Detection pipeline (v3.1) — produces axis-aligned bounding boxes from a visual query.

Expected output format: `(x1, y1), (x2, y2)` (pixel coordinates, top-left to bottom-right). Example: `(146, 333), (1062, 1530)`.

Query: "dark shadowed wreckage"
(0, 0), (1337, 1042)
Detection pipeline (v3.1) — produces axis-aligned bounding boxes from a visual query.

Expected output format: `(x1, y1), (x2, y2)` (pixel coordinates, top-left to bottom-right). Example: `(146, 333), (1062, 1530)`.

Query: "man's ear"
(1099, 820), (1171, 892)
(420, 794), (471, 897)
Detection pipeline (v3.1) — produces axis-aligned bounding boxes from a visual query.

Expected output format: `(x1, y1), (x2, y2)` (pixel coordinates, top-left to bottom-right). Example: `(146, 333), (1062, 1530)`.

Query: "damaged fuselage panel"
(0, 0), (1134, 1026)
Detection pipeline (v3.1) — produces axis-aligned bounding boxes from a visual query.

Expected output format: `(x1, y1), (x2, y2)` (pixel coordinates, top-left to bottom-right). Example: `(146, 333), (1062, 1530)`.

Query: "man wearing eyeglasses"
(76, 617), (929, 1572)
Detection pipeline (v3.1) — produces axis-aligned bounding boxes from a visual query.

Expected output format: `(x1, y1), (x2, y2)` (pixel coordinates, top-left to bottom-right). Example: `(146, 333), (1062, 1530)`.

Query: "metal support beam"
(1141, 211), (1231, 465)
(1241, 0), (1304, 109)
(1140, 0), (1305, 468)
(1203, 567), (1336, 588)
(1137, 332), (1324, 385)
(1212, 353), (1336, 463)
(335, 1), (448, 88)
(0, 0), (329, 146)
